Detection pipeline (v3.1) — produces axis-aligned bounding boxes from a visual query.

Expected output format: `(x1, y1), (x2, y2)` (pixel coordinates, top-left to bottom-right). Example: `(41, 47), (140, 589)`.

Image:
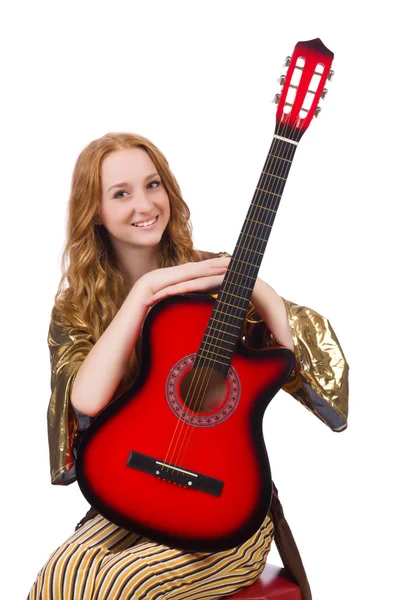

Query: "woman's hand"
(135, 257), (231, 307)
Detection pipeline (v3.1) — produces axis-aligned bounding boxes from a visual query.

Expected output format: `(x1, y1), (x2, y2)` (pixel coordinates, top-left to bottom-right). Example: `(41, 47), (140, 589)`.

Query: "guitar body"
(76, 293), (295, 552)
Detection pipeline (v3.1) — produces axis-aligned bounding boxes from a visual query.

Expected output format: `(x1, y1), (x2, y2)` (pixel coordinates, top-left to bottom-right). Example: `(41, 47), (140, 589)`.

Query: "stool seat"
(225, 563), (302, 600)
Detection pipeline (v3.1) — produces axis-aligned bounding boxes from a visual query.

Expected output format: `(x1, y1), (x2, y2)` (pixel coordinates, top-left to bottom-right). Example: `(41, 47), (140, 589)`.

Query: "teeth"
(133, 216), (157, 227)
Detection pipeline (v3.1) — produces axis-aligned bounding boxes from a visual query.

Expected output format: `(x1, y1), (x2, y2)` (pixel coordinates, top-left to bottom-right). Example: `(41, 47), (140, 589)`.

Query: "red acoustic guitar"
(76, 38), (334, 552)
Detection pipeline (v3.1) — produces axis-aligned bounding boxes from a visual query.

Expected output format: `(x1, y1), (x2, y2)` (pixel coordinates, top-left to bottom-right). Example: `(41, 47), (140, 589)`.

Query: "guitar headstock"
(274, 38), (334, 142)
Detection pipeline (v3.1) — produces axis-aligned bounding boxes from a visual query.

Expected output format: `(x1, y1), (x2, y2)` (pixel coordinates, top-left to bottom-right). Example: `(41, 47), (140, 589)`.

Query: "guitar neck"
(193, 37), (334, 377)
(195, 133), (299, 377)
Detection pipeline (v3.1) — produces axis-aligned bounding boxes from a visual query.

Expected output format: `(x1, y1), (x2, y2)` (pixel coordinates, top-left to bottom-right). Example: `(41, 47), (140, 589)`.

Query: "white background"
(2, 1), (396, 599)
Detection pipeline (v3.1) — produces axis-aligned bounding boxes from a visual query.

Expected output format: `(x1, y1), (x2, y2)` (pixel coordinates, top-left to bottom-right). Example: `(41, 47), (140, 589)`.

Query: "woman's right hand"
(135, 257), (231, 307)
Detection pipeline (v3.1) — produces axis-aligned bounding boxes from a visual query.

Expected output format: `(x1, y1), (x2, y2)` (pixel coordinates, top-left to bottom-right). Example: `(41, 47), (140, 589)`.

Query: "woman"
(28, 132), (349, 599)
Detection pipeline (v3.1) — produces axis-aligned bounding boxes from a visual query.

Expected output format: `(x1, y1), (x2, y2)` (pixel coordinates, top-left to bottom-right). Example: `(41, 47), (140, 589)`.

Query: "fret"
(230, 256), (261, 269)
(268, 153), (292, 163)
(240, 232), (268, 242)
(217, 289), (248, 303)
(208, 318), (242, 331)
(245, 216), (272, 227)
(220, 279), (252, 292)
(203, 332), (235, 346)
(235, 244), (264, 256)
(256, 187), (282, 197)
(213, 301), (247, 313)
(226, 268), (258, 279)
(261, 171), (287, 181)
(250, 202), (277, 213)
(199, 345), (231, 361)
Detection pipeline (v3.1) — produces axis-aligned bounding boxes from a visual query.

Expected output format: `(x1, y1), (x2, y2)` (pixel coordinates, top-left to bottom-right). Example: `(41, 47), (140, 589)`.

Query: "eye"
(148, 180), (161, 189)
(113, 190), (128, 199)
(113, 181), (161, 199)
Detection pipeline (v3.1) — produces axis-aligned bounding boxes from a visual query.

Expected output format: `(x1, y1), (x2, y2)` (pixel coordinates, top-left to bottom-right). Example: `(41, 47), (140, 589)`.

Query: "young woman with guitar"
(28, 39), (349, 600)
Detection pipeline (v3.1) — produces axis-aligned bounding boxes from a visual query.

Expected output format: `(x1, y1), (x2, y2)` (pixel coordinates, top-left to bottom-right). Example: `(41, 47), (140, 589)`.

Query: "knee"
(96, 556), (162, 600)
(27, 542), (107, 600)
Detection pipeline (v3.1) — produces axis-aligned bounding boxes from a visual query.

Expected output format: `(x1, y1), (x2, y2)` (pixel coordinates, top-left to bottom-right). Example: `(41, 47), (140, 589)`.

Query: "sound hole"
(179, 367), (228, 414)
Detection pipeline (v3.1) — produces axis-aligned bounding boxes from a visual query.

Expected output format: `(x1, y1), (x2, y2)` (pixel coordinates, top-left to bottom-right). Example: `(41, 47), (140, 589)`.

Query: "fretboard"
(194, 135), (298, 377)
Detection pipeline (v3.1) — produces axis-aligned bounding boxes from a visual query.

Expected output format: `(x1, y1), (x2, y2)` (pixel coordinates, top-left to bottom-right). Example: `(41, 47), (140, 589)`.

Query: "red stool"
(225, 563), (301, 600)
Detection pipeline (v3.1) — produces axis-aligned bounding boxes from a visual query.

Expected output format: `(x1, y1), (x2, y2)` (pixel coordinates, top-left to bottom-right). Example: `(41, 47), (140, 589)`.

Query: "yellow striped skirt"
(27, 513), (274, 599)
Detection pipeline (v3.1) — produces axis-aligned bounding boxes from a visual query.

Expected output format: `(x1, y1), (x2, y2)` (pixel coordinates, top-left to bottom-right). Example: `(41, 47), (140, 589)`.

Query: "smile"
(132, 216), (159, 228)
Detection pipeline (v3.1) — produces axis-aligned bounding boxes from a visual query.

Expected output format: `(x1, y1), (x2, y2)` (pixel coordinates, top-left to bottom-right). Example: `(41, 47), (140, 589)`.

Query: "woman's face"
(99, 147), (171, 250)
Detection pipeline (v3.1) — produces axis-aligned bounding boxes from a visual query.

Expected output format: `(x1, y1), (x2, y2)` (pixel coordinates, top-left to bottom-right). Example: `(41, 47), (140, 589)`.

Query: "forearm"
(250, 277), (294, 352)
(71, 283), (149, 417)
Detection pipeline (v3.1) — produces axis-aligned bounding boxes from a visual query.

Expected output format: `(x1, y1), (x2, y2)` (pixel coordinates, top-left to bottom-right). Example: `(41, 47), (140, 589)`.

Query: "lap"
(28, 514), (274, 600)
(67, 513), (145, 553)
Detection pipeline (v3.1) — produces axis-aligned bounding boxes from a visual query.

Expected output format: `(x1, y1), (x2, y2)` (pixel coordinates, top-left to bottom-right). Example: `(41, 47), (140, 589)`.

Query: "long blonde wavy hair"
(54, 132), (205, 394)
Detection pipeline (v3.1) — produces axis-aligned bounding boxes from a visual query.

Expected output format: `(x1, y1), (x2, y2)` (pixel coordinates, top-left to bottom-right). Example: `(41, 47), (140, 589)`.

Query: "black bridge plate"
(126, 450), (224, 497)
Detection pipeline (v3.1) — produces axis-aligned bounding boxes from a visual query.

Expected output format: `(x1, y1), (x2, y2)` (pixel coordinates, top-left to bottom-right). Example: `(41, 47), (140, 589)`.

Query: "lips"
(132, 215), (159, 227)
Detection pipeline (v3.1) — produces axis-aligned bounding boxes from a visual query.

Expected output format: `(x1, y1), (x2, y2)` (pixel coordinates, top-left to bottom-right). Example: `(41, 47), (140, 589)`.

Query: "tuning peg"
(284, 56), (291, 67)
(314, 106), (321, 118)
(278, 74), (286, 86)
(327, 69), (334, 81)
(273, 93), (281, 104)
(321, 88), (328, 99)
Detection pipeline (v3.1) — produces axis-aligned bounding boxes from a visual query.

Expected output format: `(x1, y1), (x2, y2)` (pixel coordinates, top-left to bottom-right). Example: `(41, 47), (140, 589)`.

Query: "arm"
(250, 277), (294, 351)
(71, 283), (149, 417)
(216, 252), (293, 351)
(281, 298), (349, 431)
(47, 283), (150, 485)
(241, 296), (349, 432)
(71, 257), (230, 416)
(47, 307), (95, 485)
(47, 257), (230, 484)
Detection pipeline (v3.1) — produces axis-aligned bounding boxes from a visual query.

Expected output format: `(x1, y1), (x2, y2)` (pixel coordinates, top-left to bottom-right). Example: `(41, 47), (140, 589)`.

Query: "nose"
(132, 188), (154, 214)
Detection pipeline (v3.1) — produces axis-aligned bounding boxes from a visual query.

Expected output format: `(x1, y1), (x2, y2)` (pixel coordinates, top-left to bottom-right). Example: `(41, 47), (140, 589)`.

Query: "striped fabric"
(27, 513), (273, 599)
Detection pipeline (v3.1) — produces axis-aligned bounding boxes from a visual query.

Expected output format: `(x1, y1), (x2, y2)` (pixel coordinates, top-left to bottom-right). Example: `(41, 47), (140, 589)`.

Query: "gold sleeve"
(240, 297), (349, 432)
(47, 306), (95, 485)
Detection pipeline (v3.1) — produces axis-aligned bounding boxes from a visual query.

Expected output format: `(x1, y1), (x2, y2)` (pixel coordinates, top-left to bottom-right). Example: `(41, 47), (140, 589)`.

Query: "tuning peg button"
(273, 93), (281, 104)
(284, 56), (291, 67)
(321, 88), (328, 99)
(314, 107), (321, 118)
(327, 69), (334, 81)
(278, 74), (286, 86)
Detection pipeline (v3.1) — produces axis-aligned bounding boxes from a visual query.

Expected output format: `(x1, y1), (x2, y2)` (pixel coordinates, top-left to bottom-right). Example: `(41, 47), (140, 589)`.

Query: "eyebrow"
(107, 172), (160, 193)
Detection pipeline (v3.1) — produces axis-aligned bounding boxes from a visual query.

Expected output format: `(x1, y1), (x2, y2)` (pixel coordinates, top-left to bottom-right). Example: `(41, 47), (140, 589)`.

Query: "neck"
(116, 244), (162, 290)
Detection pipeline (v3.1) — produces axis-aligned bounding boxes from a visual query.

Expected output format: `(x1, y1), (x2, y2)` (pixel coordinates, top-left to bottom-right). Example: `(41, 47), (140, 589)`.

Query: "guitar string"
(162, 72), (310, 474)
(162, 109), (300, 473)
(162, 112), (298, 473)
(167, 113), (299, 472)
(174, 60), (324, 449)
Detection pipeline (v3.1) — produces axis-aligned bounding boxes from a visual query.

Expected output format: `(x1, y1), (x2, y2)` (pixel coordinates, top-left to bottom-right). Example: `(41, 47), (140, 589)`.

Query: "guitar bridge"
(126, 450), (224, 497)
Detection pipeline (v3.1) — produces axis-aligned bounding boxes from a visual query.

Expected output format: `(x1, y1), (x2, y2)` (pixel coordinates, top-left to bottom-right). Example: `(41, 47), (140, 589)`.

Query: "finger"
(188, 258), (230, 272)
(203, 257), (231, 267)
(175, 262), (228, 285)
(145, 274), (226, 306)
(145, 282), (188, 305)
(146, 262), (228, 296)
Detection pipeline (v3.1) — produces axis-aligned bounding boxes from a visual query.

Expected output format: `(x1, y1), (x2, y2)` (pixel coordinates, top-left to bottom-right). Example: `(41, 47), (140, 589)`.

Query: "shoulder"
(48, 299), (91, 346)
(49, 288), (88, 328)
